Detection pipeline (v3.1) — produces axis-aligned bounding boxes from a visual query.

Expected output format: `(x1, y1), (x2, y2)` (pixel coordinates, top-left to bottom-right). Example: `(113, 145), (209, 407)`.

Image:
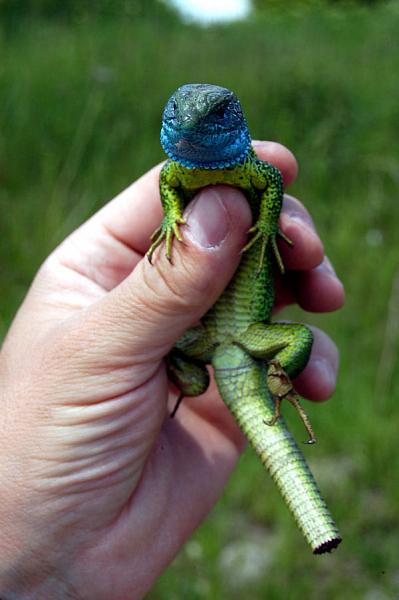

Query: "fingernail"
(318, 255), (336, 276)
(312, 357), (337, 391)
(316, 257), (344, 291)
(184, 189), (229, 249)
(286, 211), (315, 232)
(311, 259), (345, 304)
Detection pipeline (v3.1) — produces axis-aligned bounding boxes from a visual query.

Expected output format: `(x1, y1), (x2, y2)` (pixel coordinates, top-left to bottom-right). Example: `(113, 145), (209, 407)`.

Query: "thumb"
(88, 185), (252, 364)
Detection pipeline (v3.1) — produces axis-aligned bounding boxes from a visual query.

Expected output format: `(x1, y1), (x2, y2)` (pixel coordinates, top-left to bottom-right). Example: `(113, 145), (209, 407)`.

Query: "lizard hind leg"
(167, 350), (210, 417)
(236, 322), (315, 443)
(267, 360), (316, 445)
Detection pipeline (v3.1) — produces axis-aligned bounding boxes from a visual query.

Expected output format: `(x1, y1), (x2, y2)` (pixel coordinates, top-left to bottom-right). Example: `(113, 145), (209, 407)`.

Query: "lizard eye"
(214, 104), (225, 119)
(166, 99), (177, 118)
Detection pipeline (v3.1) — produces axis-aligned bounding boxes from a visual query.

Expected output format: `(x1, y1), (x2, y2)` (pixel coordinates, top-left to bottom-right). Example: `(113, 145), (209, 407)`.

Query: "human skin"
(0, 142), (344, 599)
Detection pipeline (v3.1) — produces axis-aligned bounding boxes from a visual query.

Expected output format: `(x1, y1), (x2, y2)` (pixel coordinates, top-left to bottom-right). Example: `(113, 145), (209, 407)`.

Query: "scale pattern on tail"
(213, 343), (340, 553)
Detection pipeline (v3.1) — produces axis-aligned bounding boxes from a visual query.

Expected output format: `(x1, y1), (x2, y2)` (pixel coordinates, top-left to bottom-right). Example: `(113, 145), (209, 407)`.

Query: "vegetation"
(1, 2), (399, 597)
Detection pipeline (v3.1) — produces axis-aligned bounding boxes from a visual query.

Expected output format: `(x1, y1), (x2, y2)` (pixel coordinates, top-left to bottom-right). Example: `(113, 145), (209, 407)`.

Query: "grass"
(1, 3), (399, 597)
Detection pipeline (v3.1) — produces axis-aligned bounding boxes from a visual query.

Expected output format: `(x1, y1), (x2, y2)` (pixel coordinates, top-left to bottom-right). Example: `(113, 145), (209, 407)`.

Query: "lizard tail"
(212, 343), (341, 554)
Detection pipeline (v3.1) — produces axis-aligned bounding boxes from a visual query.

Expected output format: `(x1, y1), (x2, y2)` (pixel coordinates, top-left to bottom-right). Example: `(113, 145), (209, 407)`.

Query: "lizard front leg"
(147, 161), (186, 263)
(242, 156), (291, 274)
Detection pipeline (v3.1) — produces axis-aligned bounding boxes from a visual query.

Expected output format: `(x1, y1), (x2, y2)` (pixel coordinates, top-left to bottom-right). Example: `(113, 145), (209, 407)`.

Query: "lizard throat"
(160, 122), (251, 169)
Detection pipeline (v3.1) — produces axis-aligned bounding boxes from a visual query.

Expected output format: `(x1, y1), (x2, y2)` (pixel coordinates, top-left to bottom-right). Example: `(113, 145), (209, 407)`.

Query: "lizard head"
(160, 83), (251, 169)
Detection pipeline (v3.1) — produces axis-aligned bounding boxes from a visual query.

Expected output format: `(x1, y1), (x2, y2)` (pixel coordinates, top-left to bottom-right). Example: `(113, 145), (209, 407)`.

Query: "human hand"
(0, 142), (344, 599)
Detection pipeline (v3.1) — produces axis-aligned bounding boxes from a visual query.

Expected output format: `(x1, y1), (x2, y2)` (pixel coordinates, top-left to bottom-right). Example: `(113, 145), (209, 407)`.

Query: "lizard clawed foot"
(270, 228), (294, 274)
(147, 217), (186, 264)
(241, 225), (292, 276)
(241, 225), (270, 276)
(170, 393), (184, 418)
(266, 359), (317, 445)
(273, 228), (294, 274)
(278, 227), (293, 248)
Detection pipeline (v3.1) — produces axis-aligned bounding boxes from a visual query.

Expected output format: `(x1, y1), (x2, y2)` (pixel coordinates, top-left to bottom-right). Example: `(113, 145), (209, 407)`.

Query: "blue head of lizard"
(160, 83), (251, 169)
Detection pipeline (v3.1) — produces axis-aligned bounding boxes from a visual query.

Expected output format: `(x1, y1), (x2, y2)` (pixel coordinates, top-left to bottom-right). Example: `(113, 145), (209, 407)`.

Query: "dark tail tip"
(313, 537), (342, 555)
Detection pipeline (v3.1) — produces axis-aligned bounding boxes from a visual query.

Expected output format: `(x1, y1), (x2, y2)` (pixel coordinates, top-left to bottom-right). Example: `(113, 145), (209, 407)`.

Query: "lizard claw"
(278, 228), (293, 247)
(147, 217), (187, 264)
(241, 223), (268, 276)
(147, 229), (165, 263)
(242, 222), (293, 275)
(271, 227), (294, 275)
(241, 227), (285, 276)
(271, 236), (285, 275)
(266, 359), (317, 445)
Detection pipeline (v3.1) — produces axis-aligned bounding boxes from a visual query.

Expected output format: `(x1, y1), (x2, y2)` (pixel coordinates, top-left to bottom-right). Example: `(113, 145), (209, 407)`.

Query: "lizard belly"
(202, 243), (274, 338)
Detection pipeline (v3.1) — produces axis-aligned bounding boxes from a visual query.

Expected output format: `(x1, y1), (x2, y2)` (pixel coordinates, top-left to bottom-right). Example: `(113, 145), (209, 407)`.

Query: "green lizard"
(147, 83), (341, 553)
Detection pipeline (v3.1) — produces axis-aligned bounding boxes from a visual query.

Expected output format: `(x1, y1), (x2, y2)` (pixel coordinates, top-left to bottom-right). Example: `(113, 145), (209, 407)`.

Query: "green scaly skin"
(148, 88), (341, 554)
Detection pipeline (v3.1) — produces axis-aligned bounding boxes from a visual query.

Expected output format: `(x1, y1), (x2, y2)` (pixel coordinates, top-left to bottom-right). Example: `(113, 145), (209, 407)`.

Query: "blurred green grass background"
(1, 1), (399, 597)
